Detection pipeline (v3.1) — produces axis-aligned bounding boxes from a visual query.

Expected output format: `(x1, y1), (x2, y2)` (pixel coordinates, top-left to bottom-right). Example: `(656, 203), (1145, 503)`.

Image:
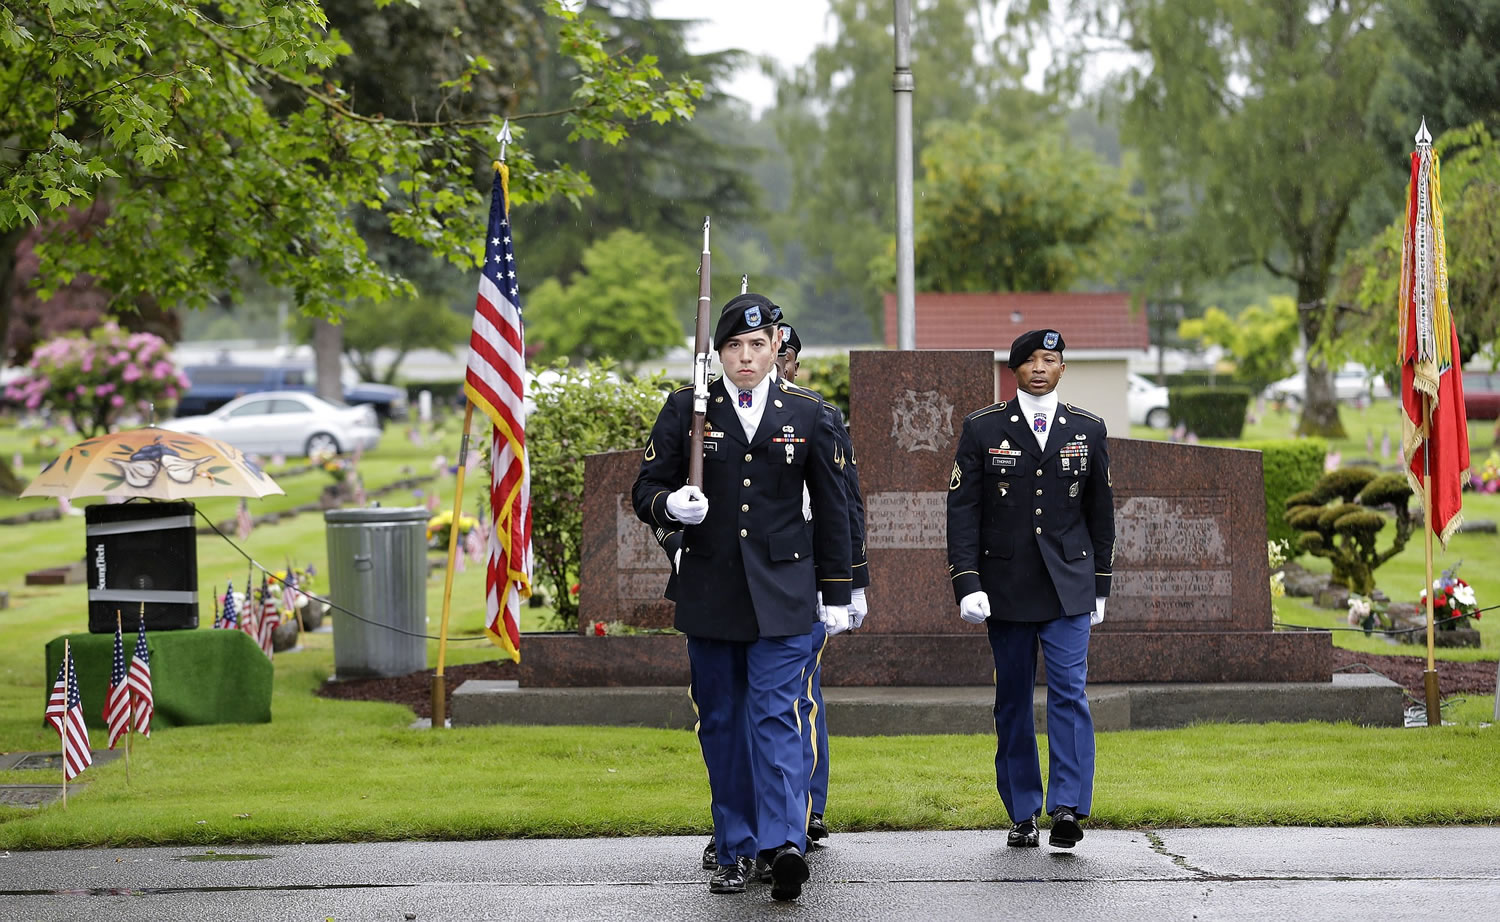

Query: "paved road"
(2, 828), (1497, 921)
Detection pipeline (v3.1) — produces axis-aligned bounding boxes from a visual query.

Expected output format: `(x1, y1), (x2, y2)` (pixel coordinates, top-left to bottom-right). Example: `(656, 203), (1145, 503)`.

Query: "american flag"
(220, 580), (238, 630)
(257, 577), (281, 658)
(127, 616), (154, 737)
(236, 498), (253, 541)
(463, 160), (531, 664)
(103, 620), (132, 749)
(281, 566), (298, 613)
(45, 646), (93, 780)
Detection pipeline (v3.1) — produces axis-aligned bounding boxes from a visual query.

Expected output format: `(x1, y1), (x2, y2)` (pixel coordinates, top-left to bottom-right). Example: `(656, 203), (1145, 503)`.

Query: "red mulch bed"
(316, 649), (1494, 720)
(316, 659), (518, 719)
(1331, 647), (1495, 698)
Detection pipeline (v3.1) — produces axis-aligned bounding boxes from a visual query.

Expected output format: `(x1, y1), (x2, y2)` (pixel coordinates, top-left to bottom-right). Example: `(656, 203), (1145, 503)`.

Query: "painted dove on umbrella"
(20, 428), (284, 500)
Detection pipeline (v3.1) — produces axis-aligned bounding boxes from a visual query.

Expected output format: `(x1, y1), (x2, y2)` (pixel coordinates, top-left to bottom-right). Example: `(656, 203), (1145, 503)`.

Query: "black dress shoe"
(709, 857), (751, 894)
(701, 838), (717, 870)
(807, 812), (829, 842)
(768, 844), (809, 901)
(1007, 817), (1040, 847)
(1048, 808), (1084, 848)
(751, 856), (772, 883)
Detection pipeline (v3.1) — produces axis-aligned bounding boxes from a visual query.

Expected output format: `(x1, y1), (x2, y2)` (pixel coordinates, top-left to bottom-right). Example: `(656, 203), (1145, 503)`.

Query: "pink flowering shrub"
(3, 322), (190, 436)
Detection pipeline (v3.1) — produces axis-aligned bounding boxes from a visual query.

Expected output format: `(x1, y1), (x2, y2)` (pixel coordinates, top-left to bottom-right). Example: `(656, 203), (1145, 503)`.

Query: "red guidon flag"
(1398, 133), (1471, 548)
(463, 160), (530, 664)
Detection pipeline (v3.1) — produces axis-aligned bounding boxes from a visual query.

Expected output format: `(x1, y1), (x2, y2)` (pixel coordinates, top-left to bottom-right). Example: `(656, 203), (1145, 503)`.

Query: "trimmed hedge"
(1241, 438), (1328, 545)
(1168, 386), (1253, 438)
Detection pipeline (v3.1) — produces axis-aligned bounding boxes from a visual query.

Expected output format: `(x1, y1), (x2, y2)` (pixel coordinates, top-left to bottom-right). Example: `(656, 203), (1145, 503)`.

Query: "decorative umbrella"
(1397, 118), (1471, 727)
(20, 428), (284, 500)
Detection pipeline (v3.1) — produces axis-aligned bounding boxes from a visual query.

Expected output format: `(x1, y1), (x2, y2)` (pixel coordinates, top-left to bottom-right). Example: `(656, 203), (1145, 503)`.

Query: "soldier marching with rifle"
(633, 218), (852, 902)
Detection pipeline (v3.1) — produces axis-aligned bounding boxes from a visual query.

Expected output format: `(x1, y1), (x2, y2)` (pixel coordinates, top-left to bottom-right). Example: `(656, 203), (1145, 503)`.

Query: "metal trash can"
(323, 507), (430, 678)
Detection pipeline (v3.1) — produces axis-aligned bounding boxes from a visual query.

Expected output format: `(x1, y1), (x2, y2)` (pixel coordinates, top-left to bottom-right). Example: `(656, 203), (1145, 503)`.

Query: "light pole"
(893, 0), (916, 350)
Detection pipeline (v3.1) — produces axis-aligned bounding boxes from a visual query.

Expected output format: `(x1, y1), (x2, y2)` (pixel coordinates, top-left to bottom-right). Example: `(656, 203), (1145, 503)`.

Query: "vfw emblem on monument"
(890, 388), (955, 452)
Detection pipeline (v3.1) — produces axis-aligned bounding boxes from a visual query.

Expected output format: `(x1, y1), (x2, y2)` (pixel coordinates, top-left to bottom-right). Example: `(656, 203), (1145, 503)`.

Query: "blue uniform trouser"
(985, 613), (1095, 821)
(798, 621), (830, 815)
(688, 633), (813, 864)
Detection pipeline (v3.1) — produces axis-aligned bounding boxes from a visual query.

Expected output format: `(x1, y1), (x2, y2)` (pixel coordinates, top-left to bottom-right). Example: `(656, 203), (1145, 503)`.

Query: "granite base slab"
(517, 630), (1333, 687)
(452, 673), (1402, 732)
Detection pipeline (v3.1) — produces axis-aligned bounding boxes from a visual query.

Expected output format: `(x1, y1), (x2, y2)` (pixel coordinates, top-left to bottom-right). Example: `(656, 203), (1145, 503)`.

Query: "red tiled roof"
(882, 292), (1148, 351)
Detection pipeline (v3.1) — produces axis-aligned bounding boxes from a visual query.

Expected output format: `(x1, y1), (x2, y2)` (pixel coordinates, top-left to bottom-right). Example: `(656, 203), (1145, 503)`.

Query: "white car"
(161, 391), (382, 457)
(1127, 373), (1171, 429)
(1265, 364), (1391, 408)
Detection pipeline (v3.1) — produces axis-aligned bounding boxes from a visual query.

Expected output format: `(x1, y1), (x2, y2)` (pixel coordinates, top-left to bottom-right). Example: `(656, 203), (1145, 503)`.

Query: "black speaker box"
(85, 501), (200, 633)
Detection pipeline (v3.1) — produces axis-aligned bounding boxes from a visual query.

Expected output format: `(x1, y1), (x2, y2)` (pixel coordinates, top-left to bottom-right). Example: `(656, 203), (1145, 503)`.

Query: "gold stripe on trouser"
(804, 631), (828, 831)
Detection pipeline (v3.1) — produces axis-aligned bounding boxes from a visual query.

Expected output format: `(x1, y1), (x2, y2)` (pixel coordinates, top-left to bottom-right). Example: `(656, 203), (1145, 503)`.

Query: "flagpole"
(1421, 395), (1441, 726)
(60, 639), (69, 810)
(433, 401), (476, 730)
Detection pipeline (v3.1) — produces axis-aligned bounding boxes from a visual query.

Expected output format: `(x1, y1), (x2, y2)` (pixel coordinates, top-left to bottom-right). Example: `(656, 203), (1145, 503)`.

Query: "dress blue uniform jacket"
(946, 400), (1115, 620)
(634, 376), (853, 642)
(654, 388), (868, 593)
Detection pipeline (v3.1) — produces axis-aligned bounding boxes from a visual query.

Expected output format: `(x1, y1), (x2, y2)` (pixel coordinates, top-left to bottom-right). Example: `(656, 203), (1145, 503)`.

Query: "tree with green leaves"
(526, 359), (668, 627)
(1376, 0), (1500, 162)
(1073, 0), (1394, 437)
(289, 296), (471, 384)
(911, 120), (1134, 292)
(0, 0), (701, 339)
(524, 229), (687, 367)
(1178, 296), (1301, 396)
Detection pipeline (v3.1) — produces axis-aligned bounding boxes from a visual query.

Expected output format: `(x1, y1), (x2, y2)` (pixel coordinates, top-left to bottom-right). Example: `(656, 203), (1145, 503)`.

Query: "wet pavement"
(1, 827), (1497, 920)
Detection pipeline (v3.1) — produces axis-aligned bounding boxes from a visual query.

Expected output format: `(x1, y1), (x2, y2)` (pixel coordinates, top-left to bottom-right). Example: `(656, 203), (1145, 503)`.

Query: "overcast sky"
(650, 0), (835, 114)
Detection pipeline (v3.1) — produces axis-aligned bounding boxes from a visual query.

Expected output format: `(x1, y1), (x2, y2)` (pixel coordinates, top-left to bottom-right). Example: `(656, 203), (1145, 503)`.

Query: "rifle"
(688, 217), (712, 488)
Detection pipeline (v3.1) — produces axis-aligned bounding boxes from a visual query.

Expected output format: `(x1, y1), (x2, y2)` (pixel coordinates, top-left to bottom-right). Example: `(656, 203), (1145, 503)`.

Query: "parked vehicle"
(161, 391), (382, 457)
(1464, 371), (1500, 420)
(1126, 373), (1171, 429)
(1264, 364), (1391, 408)
(175, 363), (408, 424)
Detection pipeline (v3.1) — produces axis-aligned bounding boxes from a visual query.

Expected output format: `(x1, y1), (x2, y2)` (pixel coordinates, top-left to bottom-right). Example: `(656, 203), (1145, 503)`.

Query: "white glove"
(822, 604), (851, 636)
(673, 548), (681, 574)
(1090, 596), (1106, 626)
(959, 591), (990, 624)
(665, 485), (707, 525)
(849, 587), (868, 629)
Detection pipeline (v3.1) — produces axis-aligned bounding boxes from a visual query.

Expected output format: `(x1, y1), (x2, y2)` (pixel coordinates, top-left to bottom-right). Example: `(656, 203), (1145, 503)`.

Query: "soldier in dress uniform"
(945, 329), (1115, 850)
(774, 322), (868, 846)
(634, 293), (853, 901)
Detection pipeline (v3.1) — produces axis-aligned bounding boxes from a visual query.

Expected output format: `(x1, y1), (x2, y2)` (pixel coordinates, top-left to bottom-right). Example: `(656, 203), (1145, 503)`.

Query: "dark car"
(1465, 371), (1500, 420)
(176, 363), (409, 424)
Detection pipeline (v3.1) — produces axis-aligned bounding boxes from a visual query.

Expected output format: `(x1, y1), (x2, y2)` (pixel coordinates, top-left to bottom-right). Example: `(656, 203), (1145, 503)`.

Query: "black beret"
(778, 323), (803, 356)
(713, 293), (782, 350)
(1007, 329), (1066, 369)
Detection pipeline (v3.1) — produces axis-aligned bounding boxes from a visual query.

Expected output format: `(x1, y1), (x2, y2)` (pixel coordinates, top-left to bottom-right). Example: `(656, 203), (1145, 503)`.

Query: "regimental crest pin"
(1000, 440), (1010, 449)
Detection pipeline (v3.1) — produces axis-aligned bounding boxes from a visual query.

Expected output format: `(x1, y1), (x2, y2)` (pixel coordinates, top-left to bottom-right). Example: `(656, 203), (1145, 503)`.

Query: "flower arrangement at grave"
(1418, 564), (1481, 632)
(426, 510), (477, 551)
(1345, 593), (1392, 635)
(1284, 467), (1415, 596)
(1267, 539), (1290, 599)
(3, 322), (191, 436)
(1473, 452), (1500, 495)
(309, 448), (353, 483)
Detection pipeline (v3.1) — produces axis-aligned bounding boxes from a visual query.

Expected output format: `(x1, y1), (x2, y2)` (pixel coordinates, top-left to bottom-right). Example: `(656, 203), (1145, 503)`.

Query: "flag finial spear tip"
(740, 273), (749, 294)
(1416, 117), (1432, 147)
(497, 120), (512, 163)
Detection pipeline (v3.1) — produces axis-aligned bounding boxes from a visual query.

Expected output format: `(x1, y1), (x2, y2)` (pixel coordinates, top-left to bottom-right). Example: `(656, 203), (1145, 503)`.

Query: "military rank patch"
(950, 461), (962, 490)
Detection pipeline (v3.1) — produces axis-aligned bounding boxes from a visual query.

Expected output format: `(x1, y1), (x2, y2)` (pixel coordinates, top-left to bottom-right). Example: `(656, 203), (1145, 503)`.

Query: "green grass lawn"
(2, 413), (1497, 848)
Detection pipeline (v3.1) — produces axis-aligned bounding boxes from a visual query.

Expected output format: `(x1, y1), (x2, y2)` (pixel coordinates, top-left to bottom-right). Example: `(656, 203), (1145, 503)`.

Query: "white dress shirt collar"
(731, 373), (773, 442)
